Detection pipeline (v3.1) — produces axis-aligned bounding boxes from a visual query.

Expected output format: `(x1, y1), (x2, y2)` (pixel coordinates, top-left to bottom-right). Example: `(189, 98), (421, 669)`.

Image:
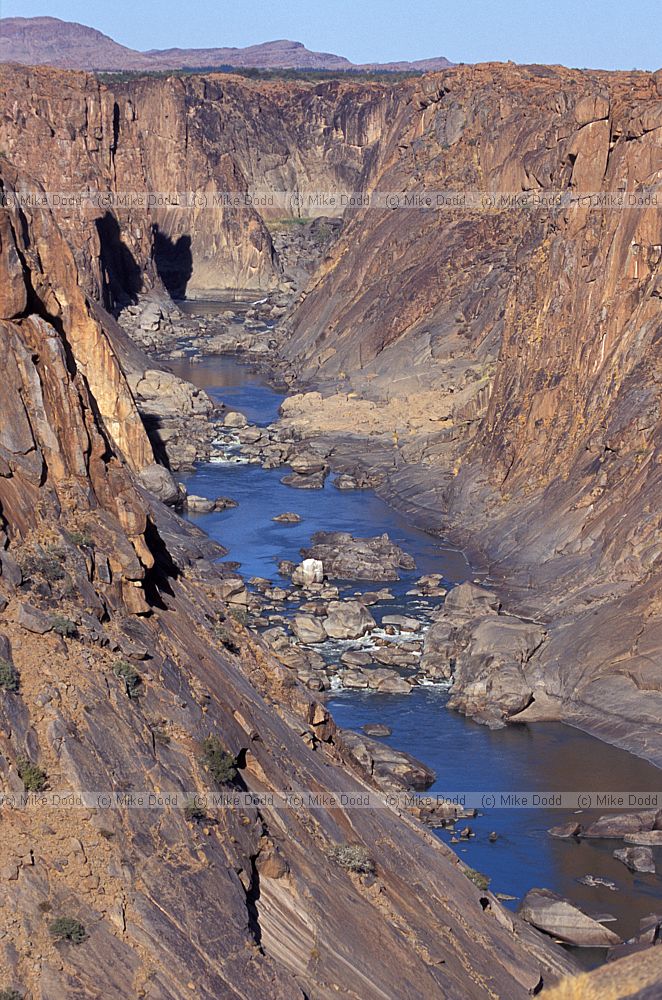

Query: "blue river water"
(168, 352), (662, 952)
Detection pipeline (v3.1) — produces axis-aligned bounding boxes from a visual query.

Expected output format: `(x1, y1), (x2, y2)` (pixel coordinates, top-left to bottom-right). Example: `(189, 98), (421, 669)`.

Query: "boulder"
(281, 470), (326, 489)
(291, 559), (324, 587)
(363, 723), (392, 737)
(291, 615), (327, 645)
(613, 846), (655, 873)
(323, 600), (376, 640)
(186, 495), (215, 513)
(583, 811), (658, 839)
(548, 821), (583, 839)
(338, 729), (435, 792)
(381, 615), (422, 632)
(519, 888), (622, 947)
(444, 582), (500, 615)
(623, 830), (662, 846)
(17, 603), (53, 634)
(136, 462), (179, 505)
(340, 650), (374, 666)
(212, 497), (238, 511)
(217, 578), (249, 606)
(224, 411), (248, 428)
(272, 512), (301, 523)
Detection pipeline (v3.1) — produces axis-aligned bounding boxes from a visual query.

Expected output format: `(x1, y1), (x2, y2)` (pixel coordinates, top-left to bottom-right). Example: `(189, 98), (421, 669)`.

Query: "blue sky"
(3, 0), (661, 70)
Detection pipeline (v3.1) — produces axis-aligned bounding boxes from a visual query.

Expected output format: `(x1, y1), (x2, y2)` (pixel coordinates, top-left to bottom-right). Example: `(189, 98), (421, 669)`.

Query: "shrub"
(48, 916), (88, 944)
(327, 844), (375, 875)
(0, 658), (19, 692)
(113, 660), (142, 697)
(68, 531), (94, 548)
(228, 607), (248, 626)
(184, 799), (207, 823)
(51, 616), (77, 638)
(200, 736), (238, 785)
(464, 867), (491, 891)
(0, 989), (24, 1000)
(20, 548), (65, 582)
(17, 757), (47, 792)
(213, 622), (240, 654)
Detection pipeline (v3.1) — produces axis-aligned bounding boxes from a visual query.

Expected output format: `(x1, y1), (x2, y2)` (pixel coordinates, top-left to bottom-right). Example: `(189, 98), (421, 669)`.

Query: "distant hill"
(0, 17), (452, 72)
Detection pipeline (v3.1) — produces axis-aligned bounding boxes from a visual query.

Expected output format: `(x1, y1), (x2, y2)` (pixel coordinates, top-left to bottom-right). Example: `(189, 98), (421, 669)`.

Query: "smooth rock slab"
(613, 846), (656, 873)
(583, 810), (659, 838)
(623, 830), (662, 846)
(519, 888), (622, 947)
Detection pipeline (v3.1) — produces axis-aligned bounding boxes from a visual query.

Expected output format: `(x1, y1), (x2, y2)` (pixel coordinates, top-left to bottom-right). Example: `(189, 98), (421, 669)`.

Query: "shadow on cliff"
(151, 225), (193, 299)
(95, 212), (143, 312)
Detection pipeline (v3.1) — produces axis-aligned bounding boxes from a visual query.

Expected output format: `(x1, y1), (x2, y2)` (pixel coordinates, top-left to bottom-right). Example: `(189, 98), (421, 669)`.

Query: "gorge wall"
(278, 62), (662, 762)
(0, 152), (583, 999)
(2, 61), (662, 761)
(0, 65), (393, 300)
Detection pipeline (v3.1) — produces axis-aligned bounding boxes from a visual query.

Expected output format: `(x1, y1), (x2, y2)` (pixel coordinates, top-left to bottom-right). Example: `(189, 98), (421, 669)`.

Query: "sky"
(2, 0), (661, 70)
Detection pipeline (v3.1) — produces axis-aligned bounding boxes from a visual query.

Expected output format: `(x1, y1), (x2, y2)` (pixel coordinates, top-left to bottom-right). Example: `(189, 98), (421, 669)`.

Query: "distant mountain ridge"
(0, 16), (452, 72)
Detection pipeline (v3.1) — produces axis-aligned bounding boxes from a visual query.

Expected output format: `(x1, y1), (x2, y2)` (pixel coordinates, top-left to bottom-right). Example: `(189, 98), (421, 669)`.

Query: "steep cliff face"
(0, 66), (394, 299)
(0, 159), (578, 999)
(279, 62), (662, 758)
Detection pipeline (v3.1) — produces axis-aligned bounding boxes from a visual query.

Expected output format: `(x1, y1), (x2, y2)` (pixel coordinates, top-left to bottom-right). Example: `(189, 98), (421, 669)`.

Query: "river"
(167, 349), (662, 956)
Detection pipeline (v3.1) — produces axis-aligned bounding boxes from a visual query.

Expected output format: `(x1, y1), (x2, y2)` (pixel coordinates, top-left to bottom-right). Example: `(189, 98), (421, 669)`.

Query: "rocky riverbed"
(164, 346), (662, 956)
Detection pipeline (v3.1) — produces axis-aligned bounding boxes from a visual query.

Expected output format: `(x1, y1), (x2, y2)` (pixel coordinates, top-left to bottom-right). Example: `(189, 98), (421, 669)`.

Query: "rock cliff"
(0, 159), (577, 998)
(279, 62), (662, 762)
(0, 65), (394, 299)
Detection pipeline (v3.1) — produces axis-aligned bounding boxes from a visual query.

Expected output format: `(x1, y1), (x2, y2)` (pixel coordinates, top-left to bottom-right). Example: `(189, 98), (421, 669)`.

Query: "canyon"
(0, 51), (660, 999)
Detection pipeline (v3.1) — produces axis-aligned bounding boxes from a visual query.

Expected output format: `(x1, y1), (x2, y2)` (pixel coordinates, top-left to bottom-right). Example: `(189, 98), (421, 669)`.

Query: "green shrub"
(48, 916), (88, 944)
(184, 799), (207, 823)
(213, 622), (240, 654)
(20, 548), (65, 582)
(200, 736), (238, 785)
(464, 867), (491, 891)
(17, 758), (47, 792)
(51, 616), (77, 638)
(0, 988), (24, 1000)
(228, 607), (248, 626)
(67, 531), (94, 548)
(113, 660), (142, 697)
(327, 844), (375, 875)
(0, 658), (19, 692)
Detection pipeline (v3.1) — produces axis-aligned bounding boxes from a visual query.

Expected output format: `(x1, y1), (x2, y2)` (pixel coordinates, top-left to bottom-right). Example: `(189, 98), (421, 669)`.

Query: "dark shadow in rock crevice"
(151, 225), (193, 299)
(95, 212), (142, 312)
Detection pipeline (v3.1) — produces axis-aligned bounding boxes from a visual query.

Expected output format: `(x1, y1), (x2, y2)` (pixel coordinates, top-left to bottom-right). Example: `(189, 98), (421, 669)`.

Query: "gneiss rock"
(17, 603), (53, 634)
(607, 913), (662, 961)
(519, 888), (622, 947)
(613, 846), (655, 873)
(338, 729), (435, 792)
(623, 830), (662, 846)
(291, 614), (327, 644)
(302, 531), (415, 581)
(291, 558), (324, 587)
(363, 723), (392, 737)
(582, 810), (660, 838)
(323, 600), (376, 640)
(443, 582), (501, 615)
(548, 821), (583, 839)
